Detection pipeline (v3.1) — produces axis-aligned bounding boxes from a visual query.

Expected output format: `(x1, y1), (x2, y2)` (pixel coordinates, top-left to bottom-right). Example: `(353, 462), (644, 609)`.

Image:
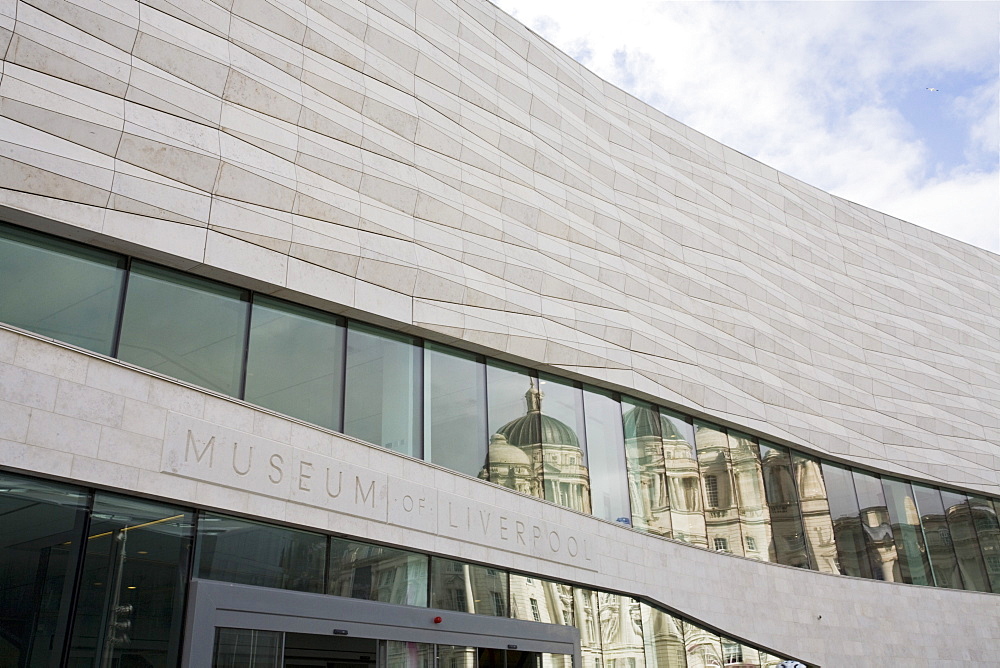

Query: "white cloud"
(496, 0), (1000, 253)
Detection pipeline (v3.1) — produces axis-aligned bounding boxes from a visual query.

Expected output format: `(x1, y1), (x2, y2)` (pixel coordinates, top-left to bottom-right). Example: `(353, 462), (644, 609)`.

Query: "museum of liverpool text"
(0, 0), (997, 665)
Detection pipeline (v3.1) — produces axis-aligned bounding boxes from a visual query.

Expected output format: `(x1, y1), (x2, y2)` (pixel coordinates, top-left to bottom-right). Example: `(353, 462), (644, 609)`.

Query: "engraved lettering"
(532, 525), (542, 549)
(185, 431), (215, 466)
(567, 536), (578, 557)
(326, 469), (343, 498)
(403, 495), (414, 512)
(299, 461), (313, 492)
(548, 531), (560, 552)
(479, 509), (492, 534)
(418, 497), (426, 513)
(516, 521), (526, 546)
(268, 454), (284, 484)
(449, 502), (460, 528)
(500, 515), (509, 540)
(231, 444), (252, 475)
(356, 477), (376, 508)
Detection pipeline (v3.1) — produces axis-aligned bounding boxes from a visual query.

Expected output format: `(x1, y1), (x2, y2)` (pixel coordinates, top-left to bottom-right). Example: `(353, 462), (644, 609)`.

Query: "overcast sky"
(494, 0), (1000, 253)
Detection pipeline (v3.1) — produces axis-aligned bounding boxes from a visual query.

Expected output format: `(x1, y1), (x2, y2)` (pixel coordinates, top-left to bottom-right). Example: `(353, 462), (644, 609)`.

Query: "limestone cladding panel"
(0, 0), (998, 496)
(0, 329), (998, 666)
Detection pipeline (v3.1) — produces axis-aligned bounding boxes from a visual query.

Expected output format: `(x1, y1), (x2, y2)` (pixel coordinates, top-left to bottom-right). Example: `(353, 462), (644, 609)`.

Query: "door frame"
(183, 579), (581, 666)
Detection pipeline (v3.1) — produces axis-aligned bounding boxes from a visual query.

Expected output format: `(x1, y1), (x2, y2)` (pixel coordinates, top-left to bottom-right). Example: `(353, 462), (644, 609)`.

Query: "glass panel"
(429, 558), (508, 616)
(573, 588), (603, 668)
(940, 490), (990, 592)
(510, 574), (574, 625)
(661, 410), (705, 547)
(969, 495), (1000, 592)
(424, 343), (487, 477)
(820, 462), (872, 578)
(542, 653), (573, 668)
(0, 222), (125, 354)
(681, 621), (722, 668)
(721, 638), (759, 666)
(583, 387), (631, 526)
(327, 537), (428, 606)
(117, 262), (248, 394)
(852, 469), (898, 582)
(758, 653), (785, 668)
(597, 594), (645, 668)
(438, 646), (478, 668)
(882, 477), (933, 585)
(639, 603), (686, 668)
(344, 323), (421, 456)
(621, 396), (670, 537)
(386, 641), (434, 668)
(539, 373), (591, 513)
(911, 483), (962, 588)
(213, 628), (281, 668)
(485, 361), (542, 497)
(0, 472), (89, 666)
(67, 494), (193, 668)
(196, 513), (326, 593)
(507, 650), (540, 668)
(789, 452), (838, 574)
(758, 442), (808, 568)
(695, 422), (743, 556)
(727, 431), (772, 563)
(244, 296), (344, 430)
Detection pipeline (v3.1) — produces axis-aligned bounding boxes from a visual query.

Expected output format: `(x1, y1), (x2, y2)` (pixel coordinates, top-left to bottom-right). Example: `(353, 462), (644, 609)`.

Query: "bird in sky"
(926, 87), (940, 92)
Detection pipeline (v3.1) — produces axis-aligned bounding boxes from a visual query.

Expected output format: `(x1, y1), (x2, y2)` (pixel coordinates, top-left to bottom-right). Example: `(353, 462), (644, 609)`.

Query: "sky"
(493, 0), (1000, 254)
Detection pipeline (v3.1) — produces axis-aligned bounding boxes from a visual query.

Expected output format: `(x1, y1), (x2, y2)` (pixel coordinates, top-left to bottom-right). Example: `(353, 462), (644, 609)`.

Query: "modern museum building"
(0, 0), (998, 665)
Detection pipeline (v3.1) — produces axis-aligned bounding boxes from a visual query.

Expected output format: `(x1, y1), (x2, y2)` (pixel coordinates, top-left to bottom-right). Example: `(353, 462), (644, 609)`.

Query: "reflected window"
(790, 451), (837, 574)
(941, 489), (992, 592)
(0, 222), (126, 355)
(597, 594), (645, 668)
(117, 262), (249, 394)
(695, 422), (741, 556)
(424, 344), (487, 477)
(882, 477), (933, 585)
(727, 431), (772, 563)
(539, 373), (591, 513)
(430, 558), (509, 616)
(911, 483), (962, 589)
(852, 470), (898, 582)
(485, 362), (543, 498)
(244, 296), (345, 430)
(759, 442), (809, 569)
(510, 573), (574, 625)
(328, 538), (428, 607)
(662, 410), (705, 547)
(213, 628), (281, 668)
(67, 494), (193, 668)
(196, 513), (326, 593)
(639, 603), (685, 668)
(344, 323), (421, 457)
(0, 472), (89, 666)
(682, 620), (722, 667)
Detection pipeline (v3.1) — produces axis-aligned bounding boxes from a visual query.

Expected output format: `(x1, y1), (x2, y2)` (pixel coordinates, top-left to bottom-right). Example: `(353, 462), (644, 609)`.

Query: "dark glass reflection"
(117, 262), (249, 394)
(429, 558), (509, 616)
(67, 494), (193, 668)
(344, 323), (421, 457)
(969, 495), (1000, 592)
(0, 222), (126, 355)
(622, 397), (671, 537)
(820, 462), (872, 578)
(196, 513), (326, 593)
(424, 344), (488, 477)
(852, 470), (898, 582)
(0, 473), (89, 666)
(244, 296), (345, 430)
(661, 410), (705, 548)
(790, 452), (838, 574)
(213, 628), (281, 668)
(583, 387), (632, 526)
(695, 422), (743, 556)
(328, 537), (428, 606)
(484, 362), (543, 498)
(911, 483), (962, 588)
(539, 374), (591, 513)
(881, 477), (933, 585)
(758, 442), (808, 568)
(727, 431), (772, 563)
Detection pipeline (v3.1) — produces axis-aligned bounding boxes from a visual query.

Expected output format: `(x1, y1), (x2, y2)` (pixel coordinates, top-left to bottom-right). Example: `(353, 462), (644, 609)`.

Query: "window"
(714, 537), (728, 552)
(530, 597), (541, 622)
(492, 591), (506, 616)
(746, 536), (757, 551)
(705, 475), (719, 508)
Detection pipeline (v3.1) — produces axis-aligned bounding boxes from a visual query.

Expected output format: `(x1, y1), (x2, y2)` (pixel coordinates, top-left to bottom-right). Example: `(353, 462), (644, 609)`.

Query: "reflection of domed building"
(481, 384), (591, 513)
